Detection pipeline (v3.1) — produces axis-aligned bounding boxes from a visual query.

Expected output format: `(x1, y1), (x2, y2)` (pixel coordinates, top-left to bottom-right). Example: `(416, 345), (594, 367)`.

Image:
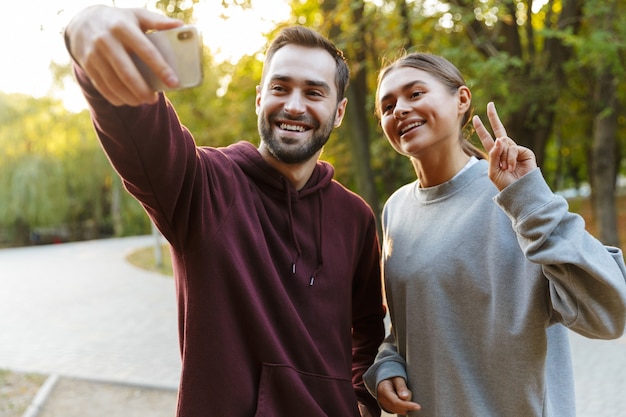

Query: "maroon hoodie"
(75, 65), (385, 417)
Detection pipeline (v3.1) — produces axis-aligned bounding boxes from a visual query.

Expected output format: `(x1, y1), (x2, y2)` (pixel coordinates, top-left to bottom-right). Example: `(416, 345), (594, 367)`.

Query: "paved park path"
(0, 236), (624, 416)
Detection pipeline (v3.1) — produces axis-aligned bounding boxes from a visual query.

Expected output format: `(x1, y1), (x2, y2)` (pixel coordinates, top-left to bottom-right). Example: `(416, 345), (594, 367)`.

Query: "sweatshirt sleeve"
(494, 168), (626, 339)
(363, 330), (408, 400)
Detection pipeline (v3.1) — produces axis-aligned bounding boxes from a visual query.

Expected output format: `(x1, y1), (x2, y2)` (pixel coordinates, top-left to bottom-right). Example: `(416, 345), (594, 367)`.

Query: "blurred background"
(1, 0), (625, 250)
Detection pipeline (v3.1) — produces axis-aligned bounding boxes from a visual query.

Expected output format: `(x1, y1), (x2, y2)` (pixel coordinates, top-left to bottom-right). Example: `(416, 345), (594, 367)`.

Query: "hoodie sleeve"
(351, 215), (386, 416)
(72, 62), (233, 251)
(494, 168), (626, 339)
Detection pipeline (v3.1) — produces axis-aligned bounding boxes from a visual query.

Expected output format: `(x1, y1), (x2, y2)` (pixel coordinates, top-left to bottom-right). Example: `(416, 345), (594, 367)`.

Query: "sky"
(1, 0), (290, 111)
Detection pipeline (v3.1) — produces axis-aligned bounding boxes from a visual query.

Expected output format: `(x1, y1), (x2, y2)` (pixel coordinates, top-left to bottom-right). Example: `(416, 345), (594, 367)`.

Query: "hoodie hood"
(221, 141), (334, 285)
(221, 141), (335, 199)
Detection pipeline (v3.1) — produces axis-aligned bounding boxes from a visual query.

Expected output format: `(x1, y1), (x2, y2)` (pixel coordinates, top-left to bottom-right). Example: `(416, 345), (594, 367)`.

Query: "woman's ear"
(458, 86), (472, 113)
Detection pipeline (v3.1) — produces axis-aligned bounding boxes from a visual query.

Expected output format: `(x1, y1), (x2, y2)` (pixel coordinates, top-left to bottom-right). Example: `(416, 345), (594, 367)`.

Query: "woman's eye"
(411, 91), (423, 98)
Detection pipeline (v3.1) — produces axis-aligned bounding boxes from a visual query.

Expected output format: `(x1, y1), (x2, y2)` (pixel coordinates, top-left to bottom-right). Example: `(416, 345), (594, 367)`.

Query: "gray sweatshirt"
(364, 159), (626, 416)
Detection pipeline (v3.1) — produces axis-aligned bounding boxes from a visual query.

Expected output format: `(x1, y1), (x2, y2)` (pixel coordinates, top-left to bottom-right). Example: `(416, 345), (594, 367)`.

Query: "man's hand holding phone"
(65, 6), (186, 106)
(133, 26), (203, 92)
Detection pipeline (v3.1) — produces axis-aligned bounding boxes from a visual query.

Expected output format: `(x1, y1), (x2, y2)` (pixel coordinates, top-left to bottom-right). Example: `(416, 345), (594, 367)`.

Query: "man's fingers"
(123, 11), (183, 90)
(107, 21), (178, 94)
(128, 32), (180, 91)
(66, 5), (183, 106)
(85, 45), (156, 106)
(133, 7), (184, 32)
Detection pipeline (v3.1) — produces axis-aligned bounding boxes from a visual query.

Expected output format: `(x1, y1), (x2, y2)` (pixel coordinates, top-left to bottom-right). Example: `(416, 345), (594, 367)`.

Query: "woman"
(363, 52), (626, 416)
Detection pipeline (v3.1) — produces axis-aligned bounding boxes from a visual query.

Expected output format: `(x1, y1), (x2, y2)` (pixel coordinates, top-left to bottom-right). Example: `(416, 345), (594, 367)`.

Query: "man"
(64, 5), (385, 417)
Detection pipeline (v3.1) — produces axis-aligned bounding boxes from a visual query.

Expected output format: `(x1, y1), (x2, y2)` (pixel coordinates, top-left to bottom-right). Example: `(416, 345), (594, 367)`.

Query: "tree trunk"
(111, 175), (123, 237)
(321, 0), (381, 221)
(345, 0), (380, 219)
(590, 72), (620, 246)
(397, 0), (413, 47)
(14, 217), (30, 247)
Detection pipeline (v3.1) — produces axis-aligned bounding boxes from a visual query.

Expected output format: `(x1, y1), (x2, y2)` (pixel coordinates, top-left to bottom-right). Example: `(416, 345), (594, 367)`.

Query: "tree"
(38, 0), (621, 247)
(573, 0), (625, 245)
(319, 0), (382, 219)
(0, 92), (153, 246)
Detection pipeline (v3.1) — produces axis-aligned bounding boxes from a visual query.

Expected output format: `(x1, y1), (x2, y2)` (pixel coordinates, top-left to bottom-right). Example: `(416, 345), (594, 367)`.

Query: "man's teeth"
(401, 121), (424, 134)
(280, 123), (306, 132)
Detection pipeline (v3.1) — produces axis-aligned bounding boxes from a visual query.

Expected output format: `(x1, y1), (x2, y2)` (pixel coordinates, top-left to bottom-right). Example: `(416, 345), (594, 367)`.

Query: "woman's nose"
(393, 99), (410, 119)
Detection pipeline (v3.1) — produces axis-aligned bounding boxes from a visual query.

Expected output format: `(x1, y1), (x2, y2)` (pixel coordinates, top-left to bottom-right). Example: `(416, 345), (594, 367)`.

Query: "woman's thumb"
(393, 377), (412, 401)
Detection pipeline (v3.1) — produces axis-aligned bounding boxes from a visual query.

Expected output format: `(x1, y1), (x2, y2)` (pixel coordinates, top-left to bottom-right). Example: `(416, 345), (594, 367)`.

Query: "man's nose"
(284, 92), (306, 115)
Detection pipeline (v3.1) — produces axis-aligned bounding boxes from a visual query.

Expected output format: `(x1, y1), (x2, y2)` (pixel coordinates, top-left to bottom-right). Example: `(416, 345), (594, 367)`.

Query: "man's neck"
(258, 144), (320, 190)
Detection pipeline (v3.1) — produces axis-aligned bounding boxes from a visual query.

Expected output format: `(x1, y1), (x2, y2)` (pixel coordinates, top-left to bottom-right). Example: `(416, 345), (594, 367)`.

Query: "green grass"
(125, 243), (173, 276)
(0, 369), (46, 417)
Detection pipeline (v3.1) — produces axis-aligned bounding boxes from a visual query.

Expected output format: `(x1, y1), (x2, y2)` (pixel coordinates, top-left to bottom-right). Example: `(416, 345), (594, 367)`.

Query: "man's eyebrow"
(270, 74), (332, 93)
(379, 80), (427, 104)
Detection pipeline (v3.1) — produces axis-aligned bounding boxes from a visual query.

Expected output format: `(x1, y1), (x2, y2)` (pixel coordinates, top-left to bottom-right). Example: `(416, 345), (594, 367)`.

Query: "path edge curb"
(21, 373), (59, 417)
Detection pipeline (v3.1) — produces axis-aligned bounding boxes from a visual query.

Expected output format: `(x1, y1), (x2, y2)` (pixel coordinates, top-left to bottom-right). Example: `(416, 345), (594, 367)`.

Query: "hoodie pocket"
(254, 363), (359, 417)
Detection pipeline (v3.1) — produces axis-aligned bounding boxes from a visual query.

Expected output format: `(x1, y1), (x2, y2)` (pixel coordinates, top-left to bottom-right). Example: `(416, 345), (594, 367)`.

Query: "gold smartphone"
(133, 25), (203, 91)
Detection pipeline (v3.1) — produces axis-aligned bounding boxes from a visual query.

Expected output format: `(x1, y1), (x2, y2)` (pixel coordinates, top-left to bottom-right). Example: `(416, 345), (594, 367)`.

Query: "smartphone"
(133, 25), (203, 91)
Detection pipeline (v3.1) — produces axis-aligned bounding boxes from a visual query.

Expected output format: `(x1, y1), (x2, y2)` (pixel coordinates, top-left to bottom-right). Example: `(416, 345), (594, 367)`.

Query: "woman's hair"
(261, 26), (350, 103)
(376, 52), (486, 159)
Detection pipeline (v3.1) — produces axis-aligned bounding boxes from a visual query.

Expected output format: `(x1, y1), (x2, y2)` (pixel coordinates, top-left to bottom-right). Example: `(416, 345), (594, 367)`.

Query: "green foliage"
(0, 92), (149, 246)
(6, 0), (626, 245)
(0, 95), (75, 229)
(169, 50), (263, 148)
(155, 0), (200, 22)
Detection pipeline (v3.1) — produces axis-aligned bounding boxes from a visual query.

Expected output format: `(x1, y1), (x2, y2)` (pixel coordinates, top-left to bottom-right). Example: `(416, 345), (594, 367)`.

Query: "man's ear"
(333, 97), (348, 128)
(255, 85), (261, 115)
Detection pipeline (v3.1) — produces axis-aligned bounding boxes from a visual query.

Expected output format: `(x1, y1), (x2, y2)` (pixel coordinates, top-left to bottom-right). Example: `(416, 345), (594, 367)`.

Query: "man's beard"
(258, 111), (335, 164)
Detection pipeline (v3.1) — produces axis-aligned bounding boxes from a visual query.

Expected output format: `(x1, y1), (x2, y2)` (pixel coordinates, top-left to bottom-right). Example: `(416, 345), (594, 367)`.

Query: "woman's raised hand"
(472, 102), (537, 191)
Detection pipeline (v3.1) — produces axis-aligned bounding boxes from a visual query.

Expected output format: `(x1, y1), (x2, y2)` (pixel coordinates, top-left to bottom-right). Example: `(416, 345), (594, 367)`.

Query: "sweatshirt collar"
(413, 158), (487, 204)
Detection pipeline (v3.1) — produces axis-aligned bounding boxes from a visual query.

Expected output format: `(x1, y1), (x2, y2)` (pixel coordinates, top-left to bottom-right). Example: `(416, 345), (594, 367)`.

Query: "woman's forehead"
(379, 66), (436, 95)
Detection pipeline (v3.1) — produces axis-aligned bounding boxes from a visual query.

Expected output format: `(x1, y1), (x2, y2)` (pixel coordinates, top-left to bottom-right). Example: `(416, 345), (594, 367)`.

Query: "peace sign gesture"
(472, 102), (537, 191)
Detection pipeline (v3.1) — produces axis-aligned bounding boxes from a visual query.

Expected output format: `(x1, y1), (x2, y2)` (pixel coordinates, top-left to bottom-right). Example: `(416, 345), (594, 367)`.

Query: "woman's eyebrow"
(380, 80), (427, 104)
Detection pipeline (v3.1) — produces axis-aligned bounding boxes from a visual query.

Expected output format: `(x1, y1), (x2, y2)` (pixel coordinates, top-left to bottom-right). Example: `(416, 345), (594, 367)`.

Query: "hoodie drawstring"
(308, 190), (324, 286)
(286, 185), (302, 275)
(285, 182), (324, 286)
